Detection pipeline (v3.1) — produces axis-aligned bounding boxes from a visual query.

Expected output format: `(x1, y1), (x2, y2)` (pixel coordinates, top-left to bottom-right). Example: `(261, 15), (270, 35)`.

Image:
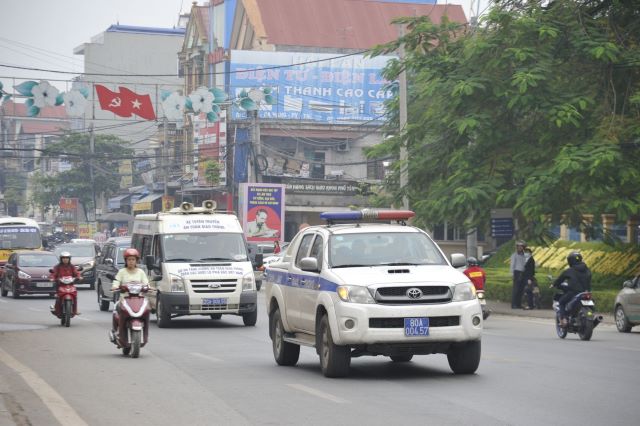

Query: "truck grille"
(369, 316), (460, 328)
(190, 279), (237, 294)
(374, 285), (452, 304)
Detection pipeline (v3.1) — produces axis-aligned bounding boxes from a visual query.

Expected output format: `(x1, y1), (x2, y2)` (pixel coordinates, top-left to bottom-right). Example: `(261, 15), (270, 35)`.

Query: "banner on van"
(238, 183), (285, 243)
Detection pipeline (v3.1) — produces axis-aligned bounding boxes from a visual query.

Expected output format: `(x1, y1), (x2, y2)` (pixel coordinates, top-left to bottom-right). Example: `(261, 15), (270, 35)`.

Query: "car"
(614, 275), (640, 332)
(264, 209), (482, 378)
(54, 243), (100, 290)
(95, 237), (132, 311)
(1, 250), (59, 298)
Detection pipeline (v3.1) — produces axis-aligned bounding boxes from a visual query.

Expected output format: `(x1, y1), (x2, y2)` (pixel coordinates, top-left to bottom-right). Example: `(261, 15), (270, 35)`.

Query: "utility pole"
(163, 117), (168, 197)
(248, 110), (261, 183)
(89, 123), (96, 221)
(397, 24), (409, 211)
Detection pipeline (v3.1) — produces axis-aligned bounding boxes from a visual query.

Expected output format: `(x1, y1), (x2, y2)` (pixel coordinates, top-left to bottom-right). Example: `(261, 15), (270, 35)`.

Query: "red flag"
(94, 85), (156, 120)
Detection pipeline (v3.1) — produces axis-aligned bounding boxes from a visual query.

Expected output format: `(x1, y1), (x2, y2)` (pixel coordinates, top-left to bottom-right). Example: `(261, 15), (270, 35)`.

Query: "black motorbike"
(552, 282), (603, 341)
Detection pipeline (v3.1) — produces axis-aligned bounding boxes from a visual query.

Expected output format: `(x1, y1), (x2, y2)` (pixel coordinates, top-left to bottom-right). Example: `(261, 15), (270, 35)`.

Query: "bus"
(0, 217), (43, 276)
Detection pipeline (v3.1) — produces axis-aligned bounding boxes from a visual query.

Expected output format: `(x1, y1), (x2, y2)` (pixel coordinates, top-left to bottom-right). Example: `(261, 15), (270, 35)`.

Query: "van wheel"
(318, 315), (350, 378)
(98, 284), (109, 311)
(447, 340), (481, 374)
(12, 282), (19, 299)
(156, 295), (171, 328)
(1, 280), (7, 297)
(390, 355), (413, 362)
(270, 308), (299, 366)
(242, 309), (257, 326)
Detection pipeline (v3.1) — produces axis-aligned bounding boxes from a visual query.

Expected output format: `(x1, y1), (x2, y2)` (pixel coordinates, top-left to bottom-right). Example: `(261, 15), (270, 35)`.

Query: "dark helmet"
(467, 257), (478, 266)
(567, 251), (583, 267)
(123, 248), (140, 260)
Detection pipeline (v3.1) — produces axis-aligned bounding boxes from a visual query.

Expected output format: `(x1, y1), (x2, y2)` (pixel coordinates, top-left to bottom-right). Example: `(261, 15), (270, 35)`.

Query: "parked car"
(95, 237), (131, 311)
(54, 243), (100, 289)
(1, 250), (59, 298)
(614, 275), (640, 332)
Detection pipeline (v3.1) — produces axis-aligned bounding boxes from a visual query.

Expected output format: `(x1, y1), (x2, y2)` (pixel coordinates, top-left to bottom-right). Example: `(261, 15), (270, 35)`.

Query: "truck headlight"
(242, 273), (255, 291)
(18, 270), (31, 280)
(337, 286), (375, 304)
(82, 260), (95, 269)
(452, 282), (476, 302)
(169, 274), (186, 292)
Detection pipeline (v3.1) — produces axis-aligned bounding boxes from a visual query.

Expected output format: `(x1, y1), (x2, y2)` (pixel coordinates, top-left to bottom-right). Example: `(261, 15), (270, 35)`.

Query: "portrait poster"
(239, 183), (285, 243)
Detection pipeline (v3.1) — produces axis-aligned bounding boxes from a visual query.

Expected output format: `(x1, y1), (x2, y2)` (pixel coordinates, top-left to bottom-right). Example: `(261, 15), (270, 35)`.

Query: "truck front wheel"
(447, 340), (481, 374)
(318, 315), (350, 378)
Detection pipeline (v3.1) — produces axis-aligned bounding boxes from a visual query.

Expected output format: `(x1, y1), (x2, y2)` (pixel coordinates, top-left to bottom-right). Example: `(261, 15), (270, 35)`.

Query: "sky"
(0, 0), (487, 92)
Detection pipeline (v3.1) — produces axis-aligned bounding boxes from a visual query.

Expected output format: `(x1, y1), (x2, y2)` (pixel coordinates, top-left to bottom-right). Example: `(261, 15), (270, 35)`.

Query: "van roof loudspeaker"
(180, 202), (194, 212)
(202, 200), (217, 210)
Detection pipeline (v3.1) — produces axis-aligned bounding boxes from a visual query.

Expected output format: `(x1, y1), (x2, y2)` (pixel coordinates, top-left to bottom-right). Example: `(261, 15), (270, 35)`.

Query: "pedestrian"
(510, 240), (527, 309)
(522, 247), (540, 309)
(273, 240), (281, 254)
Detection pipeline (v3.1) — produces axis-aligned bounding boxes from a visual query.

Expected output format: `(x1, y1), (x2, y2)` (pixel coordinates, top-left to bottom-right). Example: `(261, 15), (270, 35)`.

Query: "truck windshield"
(162, 233), (248, 262)
(329, 232), (447, 268)
(0, 226), (42, 249)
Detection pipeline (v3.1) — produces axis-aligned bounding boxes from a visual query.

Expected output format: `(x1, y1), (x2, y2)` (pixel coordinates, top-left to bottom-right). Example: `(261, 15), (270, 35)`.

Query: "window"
(295, 234), (315, 267)
(309, 235), (324, 271)
(366, 159), (385, 180)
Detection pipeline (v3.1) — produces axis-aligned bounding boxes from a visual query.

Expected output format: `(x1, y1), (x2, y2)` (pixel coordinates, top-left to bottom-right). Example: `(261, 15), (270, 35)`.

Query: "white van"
(131, 201), (258, 327)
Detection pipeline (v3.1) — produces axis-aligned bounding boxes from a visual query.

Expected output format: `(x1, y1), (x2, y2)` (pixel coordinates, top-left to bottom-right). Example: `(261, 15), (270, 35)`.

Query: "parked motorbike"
(107, 275), (150, 358)
(476, 289), (491, 320)
(50, 275), (78, 327)
(552, 281), (603, 341)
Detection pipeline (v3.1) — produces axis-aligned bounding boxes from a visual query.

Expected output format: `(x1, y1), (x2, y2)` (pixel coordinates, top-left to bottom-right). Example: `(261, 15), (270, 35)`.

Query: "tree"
(34, 132), (133, 219)
(370, 0), (640, 241)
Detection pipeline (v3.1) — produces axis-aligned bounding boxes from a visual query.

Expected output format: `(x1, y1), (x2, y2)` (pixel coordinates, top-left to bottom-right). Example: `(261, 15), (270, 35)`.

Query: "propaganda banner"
(239, 183), (285, 243)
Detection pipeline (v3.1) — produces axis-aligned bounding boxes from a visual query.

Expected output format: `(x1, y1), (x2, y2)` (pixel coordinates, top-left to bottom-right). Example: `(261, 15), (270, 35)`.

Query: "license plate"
(202, 298), (226, 306)
(404, 317), (429, 336)
(36, 282), (52, 288)
(581, 300), (595, 306)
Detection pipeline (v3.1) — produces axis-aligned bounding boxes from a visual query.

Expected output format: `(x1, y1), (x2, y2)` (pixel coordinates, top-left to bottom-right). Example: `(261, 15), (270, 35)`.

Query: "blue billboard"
(229, 50), (395, 123)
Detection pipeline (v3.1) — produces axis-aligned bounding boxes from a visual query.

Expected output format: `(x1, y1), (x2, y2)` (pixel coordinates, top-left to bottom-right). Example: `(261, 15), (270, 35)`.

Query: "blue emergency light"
(320, 209), (415, 223)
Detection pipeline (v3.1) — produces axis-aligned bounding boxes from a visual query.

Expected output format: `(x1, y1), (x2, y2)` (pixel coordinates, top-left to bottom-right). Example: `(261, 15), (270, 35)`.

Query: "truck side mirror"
(450, 253), (466, 269)
(145, 255), (155, 271)
(623, 280), (634, 288)
(300, 257), (319, 272)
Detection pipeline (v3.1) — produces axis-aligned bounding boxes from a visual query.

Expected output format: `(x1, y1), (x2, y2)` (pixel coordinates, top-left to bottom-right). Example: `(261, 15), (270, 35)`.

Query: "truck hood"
(330, 264), (469, 286)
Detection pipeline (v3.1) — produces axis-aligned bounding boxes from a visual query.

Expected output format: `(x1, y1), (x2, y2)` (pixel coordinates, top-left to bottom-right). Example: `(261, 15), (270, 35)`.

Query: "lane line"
(286, 384), (349, 404)
(190, 352), (223, 362)
(0, 347), (88, 426)
(28, 308), (44, 312)
(0, 299), (7, 303)
(615, 346), (640, 352)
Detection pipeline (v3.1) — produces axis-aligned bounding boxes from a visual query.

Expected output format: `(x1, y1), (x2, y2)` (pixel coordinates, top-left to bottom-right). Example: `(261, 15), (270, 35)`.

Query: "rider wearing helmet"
(552, 252), (592, 326)
(50, 251), (81, 315)
(111, 248), (149, 343)
(463, 257), (486, 291)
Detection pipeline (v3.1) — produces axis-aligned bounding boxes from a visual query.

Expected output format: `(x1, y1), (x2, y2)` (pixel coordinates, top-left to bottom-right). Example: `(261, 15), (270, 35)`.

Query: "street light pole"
(397, 24), (409, 211)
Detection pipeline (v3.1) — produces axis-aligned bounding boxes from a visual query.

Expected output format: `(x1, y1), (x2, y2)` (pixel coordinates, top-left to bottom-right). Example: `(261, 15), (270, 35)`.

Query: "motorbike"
(476, 289), (491, 320)
(50, 275), (78, 327)
(552, 281), (603, 341)
(107, 277), (150, 358)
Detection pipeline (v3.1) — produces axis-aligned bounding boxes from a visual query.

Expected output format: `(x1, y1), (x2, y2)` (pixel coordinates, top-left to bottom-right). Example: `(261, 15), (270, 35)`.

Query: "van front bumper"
(162, 291), (257, 315)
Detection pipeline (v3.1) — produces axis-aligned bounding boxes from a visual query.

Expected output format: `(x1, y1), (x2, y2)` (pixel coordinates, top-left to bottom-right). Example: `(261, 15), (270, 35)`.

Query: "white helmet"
(59, 251), (72, 262)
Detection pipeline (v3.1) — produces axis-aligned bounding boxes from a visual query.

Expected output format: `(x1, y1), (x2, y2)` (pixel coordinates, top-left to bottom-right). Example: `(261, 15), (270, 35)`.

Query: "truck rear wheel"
(447, 340), (481, 374)
(318, 315), (350, 378)
(270, 308), (299, 366)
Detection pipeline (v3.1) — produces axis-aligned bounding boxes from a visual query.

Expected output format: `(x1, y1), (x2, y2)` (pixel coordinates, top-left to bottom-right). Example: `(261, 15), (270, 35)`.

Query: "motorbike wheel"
(97, 284), (109, 312)
(130, 330), (141, 358)
(122, 346), (131, 356)
(578, 310), (594, 341)
(555, 315), (567, 339)
(63, 299), (72, 327)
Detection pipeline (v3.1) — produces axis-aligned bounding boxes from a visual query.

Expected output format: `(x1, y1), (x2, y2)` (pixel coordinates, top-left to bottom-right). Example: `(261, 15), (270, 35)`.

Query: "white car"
(264, 209), (483, 377)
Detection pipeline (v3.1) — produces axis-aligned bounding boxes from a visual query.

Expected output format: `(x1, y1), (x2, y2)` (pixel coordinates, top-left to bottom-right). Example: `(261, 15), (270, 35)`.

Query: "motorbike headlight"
(476, 291), (485, 299)
(337, 286), (375, 304)
(242, 272), (255, 291)
(452, 282), (476, 302)
(18, 270), (31, 280)
(169, 274), (186, 292)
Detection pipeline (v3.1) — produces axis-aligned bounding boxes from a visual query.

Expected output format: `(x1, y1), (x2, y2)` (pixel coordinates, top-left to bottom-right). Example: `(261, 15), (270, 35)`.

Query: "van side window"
(131, 234), (143, 254)
(309, 235), (324, 270)
(153, 235), (163, 262)
(141, 236), (152, 258)
(295, 234), (315, 268)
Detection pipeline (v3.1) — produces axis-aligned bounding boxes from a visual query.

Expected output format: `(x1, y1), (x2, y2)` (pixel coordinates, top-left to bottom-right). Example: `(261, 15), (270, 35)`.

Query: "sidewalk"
(487, 300), (614, 324)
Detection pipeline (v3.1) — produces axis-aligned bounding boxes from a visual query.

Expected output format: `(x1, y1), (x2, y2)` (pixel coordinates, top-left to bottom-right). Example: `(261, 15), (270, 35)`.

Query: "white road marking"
(190, 352), (223, 362)
(287, 384), (349, 404)
(0, 299), (7, 303)
(28, 307), (44, 312)
(75, 316), (91, 321)
(0, 347), (88, 426)
(615, 346), (640, 352)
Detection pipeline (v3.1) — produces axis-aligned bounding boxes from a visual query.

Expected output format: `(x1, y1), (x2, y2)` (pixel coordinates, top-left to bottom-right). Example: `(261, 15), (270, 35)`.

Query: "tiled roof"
(1, 100), (68, 119)
(253, 0), (467, 49)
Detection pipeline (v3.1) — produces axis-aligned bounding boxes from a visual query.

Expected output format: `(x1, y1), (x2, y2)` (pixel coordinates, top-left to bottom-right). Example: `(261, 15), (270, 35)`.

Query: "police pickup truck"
(264, 210), (483, 377)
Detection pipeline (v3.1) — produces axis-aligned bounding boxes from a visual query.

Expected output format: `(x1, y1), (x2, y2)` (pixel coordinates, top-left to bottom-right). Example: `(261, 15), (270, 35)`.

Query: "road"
(1, 289), (638, 426)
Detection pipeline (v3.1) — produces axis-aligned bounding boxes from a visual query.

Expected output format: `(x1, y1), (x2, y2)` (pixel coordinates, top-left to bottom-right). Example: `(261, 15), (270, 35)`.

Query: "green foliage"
(203, 160), (220, 186)
(370, 0), (640, 240)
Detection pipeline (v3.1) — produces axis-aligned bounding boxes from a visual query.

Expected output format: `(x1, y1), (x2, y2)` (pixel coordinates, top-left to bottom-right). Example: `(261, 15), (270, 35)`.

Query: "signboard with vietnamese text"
(238, 183), (285, 243)
(284, 179), (359, 196)
(59, 197), (79, 211)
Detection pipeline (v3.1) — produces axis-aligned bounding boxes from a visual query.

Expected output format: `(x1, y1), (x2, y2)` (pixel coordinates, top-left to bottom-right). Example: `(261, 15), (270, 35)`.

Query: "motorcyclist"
(110, 248), (149, 344)
(552, 252), (592, 326)
(463, 257), (486, 291)
(49, 251), (81, 315)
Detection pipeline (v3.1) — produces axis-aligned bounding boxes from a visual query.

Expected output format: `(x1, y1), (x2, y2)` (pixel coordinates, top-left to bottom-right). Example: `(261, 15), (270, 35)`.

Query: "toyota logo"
(207, 283), (221, 289)
(406, 288), (423, 299)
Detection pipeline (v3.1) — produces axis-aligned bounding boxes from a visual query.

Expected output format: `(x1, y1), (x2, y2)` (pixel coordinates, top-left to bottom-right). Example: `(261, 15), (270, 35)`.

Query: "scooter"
(476, 289), (491, 320)
(50, 275), (78, 327)
(552, 281), (603, 341)
(108, 278), (150, 358)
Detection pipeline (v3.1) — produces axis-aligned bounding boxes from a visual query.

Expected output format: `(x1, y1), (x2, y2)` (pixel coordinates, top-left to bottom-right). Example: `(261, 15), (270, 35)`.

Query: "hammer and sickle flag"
(95, 85), (156, 120)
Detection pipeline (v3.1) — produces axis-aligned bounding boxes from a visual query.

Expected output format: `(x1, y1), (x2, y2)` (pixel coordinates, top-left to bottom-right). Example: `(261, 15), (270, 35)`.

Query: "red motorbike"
(50, 276), (78, 327)
(108, 280), (150, 358)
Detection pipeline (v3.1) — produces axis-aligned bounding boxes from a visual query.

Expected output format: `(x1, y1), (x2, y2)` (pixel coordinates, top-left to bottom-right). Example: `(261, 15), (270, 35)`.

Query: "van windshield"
(161, 233), (248, 262)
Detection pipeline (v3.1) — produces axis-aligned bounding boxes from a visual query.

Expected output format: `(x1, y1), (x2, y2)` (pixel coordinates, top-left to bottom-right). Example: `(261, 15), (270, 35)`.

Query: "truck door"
(287, 233), (315, 331)
(297, 234), (324, 332)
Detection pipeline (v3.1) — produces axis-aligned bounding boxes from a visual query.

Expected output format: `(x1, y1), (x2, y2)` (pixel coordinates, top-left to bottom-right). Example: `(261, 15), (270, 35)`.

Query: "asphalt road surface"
(1, 289), (638, 426)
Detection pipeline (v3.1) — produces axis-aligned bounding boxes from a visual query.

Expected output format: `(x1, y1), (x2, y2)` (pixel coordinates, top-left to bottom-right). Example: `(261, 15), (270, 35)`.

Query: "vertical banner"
(193, 111), (227, 186)
(119, 160), (133, 188)
(239, 183), (285, 243)
(162, 196), (175, 212)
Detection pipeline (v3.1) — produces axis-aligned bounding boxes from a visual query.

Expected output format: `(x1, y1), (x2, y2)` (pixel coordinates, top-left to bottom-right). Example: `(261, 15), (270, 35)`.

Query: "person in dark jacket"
(523, 248), (539, 309)
(553, 252), (592, 326)
(49, 251), (81, 315)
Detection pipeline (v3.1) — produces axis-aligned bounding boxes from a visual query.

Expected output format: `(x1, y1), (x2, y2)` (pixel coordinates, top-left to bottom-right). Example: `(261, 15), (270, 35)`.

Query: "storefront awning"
(107, 194), (131, 210)
(132, 193), (163, 212)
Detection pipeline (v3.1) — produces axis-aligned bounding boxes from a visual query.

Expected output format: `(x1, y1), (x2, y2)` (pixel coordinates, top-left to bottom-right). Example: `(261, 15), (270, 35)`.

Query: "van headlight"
(169, 274), (186, 292)
(82, 260), (95, 269)
(337, 286), (375, 304)
(452, 282), (476, 302)
(242, 273), (255, 291)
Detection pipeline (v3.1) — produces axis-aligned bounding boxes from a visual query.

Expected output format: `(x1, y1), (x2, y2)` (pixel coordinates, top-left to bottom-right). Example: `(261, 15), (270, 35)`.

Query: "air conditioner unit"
(335, 142), (350, 152)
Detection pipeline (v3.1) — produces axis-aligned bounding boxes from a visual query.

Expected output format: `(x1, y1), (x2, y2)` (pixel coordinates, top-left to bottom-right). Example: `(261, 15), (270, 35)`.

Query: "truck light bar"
(320, 209), (415, 223)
